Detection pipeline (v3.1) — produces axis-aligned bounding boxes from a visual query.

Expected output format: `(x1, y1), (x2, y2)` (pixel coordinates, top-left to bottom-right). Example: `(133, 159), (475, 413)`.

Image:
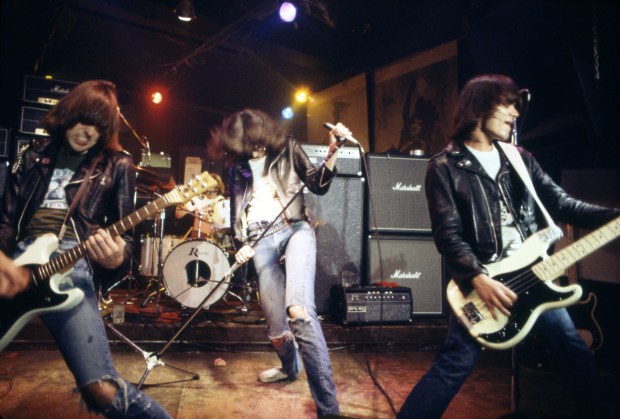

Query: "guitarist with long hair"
(0, 80), (171, 418)
(397, 74), (619, 418)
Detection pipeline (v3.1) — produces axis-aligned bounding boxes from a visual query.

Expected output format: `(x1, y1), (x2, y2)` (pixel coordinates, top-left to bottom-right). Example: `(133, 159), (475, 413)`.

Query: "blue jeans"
(397, 309), (606, 419)
(252, 221), (339, 417)
(15, 238), (171, 419)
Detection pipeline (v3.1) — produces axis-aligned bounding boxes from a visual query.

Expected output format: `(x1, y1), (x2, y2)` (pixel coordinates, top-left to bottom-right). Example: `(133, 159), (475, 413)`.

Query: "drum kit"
(117, 166), (252, 313)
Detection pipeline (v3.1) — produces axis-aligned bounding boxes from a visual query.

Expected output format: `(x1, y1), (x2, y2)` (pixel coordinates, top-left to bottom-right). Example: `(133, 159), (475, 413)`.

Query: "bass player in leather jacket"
(0, 80), (171, 418)
(398, 74), (619, 419)
(210, 108), (351, 417)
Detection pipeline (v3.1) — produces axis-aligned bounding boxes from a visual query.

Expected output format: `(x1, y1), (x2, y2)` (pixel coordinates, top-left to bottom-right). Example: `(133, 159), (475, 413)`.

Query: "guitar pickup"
(462, 302), (484, 324)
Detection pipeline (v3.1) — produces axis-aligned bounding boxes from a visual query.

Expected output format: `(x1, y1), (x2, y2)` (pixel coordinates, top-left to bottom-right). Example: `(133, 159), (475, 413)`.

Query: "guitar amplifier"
(301, 144), (362, 177)
(330, 285), (412, 324)
(20, 106), (50, 136)
(23, 75), (78, 106)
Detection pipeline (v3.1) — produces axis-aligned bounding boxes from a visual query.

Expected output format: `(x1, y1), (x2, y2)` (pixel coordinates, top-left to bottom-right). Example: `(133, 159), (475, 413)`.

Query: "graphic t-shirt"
(24, 148), (87, 240)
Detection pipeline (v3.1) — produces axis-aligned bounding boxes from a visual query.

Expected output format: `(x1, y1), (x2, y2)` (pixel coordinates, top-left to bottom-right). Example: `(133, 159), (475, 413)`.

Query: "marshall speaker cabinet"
(368, 235), (444, 315)
(366, 154), (431, 233)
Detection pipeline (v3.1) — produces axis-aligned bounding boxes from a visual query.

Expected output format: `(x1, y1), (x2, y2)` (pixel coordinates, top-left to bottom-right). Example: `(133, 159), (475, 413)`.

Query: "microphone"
(323, 122), (360, 145)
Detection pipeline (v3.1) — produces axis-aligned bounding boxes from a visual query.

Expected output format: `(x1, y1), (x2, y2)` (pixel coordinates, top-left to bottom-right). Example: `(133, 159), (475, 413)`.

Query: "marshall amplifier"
(330, 285), (412, 324)
(366, 154), (431, 233)
(20, 106), (50, 136)
(23, 75), (78, 106)
(0, 128), (9, 158)
(301, 144), (362, 177)
(368, 235), (444, 315)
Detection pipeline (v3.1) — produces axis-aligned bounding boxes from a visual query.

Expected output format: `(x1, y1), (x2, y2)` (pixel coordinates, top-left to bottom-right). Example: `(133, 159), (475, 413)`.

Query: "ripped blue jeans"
(252, 221), (339, 417)
(15, 237), (171, 418)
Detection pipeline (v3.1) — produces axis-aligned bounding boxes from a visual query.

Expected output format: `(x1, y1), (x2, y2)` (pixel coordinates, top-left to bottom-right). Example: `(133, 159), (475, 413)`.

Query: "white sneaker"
(258, 367), (289, 383)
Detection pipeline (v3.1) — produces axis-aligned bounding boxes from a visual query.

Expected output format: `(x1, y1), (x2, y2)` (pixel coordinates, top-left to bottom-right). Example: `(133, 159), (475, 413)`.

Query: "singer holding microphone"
(397, 74), (617, 418)
(209, 108), (352, 417)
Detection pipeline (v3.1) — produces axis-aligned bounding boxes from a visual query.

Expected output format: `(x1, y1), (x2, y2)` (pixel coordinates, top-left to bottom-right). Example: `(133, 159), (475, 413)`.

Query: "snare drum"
(139, 235), (181, 277)
(162, 240), (231, 308)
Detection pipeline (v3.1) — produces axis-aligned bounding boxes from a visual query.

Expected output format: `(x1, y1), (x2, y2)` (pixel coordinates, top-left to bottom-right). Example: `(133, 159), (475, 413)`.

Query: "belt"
(247, 219), (289, 240)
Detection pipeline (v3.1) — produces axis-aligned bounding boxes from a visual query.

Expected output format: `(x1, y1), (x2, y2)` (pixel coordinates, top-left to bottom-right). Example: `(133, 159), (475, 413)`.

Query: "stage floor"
(2, 289), (620, 418)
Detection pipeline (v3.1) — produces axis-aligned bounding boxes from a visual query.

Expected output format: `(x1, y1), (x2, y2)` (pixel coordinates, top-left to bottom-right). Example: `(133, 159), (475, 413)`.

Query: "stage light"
(175, 0), (196, 22)
(279, 2), (297, 23)
(151, 91), (163, 104)
(281, 107), (294, 119)
(295, 89), (310, 104)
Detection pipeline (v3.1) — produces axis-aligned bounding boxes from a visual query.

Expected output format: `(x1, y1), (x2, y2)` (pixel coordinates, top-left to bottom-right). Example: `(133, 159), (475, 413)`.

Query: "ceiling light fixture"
(175, 0), (196, 22)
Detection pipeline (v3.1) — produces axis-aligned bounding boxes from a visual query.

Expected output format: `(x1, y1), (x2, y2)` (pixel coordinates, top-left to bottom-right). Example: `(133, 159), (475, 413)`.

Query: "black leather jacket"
(426, 141), (619, 292)
(229, 137), (336, 245)
(0, 137), (136, 277)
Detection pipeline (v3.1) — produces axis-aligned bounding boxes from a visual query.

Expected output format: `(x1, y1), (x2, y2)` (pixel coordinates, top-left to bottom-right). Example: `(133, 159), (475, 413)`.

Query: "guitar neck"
(533, 216), (620, 281)
(34, 193), (180, 281)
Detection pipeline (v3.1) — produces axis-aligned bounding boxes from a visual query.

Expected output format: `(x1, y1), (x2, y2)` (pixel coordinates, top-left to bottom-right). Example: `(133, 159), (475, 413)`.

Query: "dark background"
(1, 0), (619, 180)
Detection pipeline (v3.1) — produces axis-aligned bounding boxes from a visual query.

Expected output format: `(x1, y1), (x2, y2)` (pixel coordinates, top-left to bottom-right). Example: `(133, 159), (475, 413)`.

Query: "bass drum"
(162, 239), (231, 308)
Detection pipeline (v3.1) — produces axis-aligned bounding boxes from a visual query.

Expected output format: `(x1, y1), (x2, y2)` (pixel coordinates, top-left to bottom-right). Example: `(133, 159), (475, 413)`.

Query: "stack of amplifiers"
(366, 154), (431, 233)
(20, 76), (79, 137)
(302, 143), (364, 314)
(330, 285), (412, 324)
(365, 154), (444, 316)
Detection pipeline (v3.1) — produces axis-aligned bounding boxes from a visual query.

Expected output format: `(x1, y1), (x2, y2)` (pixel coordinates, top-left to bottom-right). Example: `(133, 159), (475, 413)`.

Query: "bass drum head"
(162, 240), (231, 308)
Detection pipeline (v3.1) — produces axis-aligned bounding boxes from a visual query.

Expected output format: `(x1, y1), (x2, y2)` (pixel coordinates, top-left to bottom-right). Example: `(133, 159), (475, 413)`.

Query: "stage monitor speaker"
(368, 235), (444, 315)
(366, 154), (431, 233)
(304, 176), (364, 314)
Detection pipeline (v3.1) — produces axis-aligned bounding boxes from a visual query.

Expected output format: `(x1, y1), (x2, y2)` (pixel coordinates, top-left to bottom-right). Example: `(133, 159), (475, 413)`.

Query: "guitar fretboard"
(533, 216), (620, 281)
(34, 182), (200, 282)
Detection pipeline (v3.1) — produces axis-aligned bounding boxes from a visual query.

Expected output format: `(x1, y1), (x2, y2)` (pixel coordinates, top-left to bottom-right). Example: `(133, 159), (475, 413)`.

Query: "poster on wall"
(373, 41), (458, 155)
(306, 74), (369, 150)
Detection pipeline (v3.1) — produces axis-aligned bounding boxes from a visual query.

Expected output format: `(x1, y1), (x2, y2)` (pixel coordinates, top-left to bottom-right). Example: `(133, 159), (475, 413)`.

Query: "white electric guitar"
(447, 216), (620, 350)
(0, 171), (217, 351)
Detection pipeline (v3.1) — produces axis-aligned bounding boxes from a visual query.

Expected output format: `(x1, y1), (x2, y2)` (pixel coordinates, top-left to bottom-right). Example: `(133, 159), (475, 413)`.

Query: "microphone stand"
(125, 136), (349, 389)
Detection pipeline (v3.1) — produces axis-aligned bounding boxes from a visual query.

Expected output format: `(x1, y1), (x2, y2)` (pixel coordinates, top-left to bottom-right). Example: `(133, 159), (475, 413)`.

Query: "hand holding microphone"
(323, 122), (359, 145)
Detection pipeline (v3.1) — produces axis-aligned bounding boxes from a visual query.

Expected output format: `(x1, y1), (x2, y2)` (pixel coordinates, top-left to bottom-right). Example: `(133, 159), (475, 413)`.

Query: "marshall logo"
(51, 85), (71, 94)
(392, 182), (422, 192)
(390, 269), (422, 279)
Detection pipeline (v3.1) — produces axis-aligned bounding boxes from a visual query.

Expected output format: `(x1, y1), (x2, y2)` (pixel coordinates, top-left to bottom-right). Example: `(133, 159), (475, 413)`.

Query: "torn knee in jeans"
(80, 376), (126, 413)
(268, 330), (295, 348)
(287, 305), (310, 321)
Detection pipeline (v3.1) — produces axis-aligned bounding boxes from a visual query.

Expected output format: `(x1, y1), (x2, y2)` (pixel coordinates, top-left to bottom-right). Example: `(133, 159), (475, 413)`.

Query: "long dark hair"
(39, 80), (121, 151)
(210, 109), (288, 169)
(451, 74), (522, 143)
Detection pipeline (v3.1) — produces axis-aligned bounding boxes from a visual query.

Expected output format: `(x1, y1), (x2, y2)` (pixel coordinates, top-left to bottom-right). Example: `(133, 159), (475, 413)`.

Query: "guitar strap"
(496, 141), (560, 235)
(59, 151), (104, 240)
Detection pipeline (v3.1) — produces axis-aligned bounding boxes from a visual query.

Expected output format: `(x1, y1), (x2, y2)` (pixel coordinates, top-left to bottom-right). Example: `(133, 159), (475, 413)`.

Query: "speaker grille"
(368, 235), (444, 315)
(304, 176), (364, 313)
(366, 154), (431, 233)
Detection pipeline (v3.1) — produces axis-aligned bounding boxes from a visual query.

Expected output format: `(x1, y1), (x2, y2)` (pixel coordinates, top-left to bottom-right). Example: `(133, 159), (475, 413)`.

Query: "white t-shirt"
(246, 156), (283, 223)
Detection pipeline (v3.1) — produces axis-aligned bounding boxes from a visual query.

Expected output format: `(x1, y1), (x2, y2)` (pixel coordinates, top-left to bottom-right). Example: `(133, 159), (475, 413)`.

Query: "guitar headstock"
(165, 171), (219, 206)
